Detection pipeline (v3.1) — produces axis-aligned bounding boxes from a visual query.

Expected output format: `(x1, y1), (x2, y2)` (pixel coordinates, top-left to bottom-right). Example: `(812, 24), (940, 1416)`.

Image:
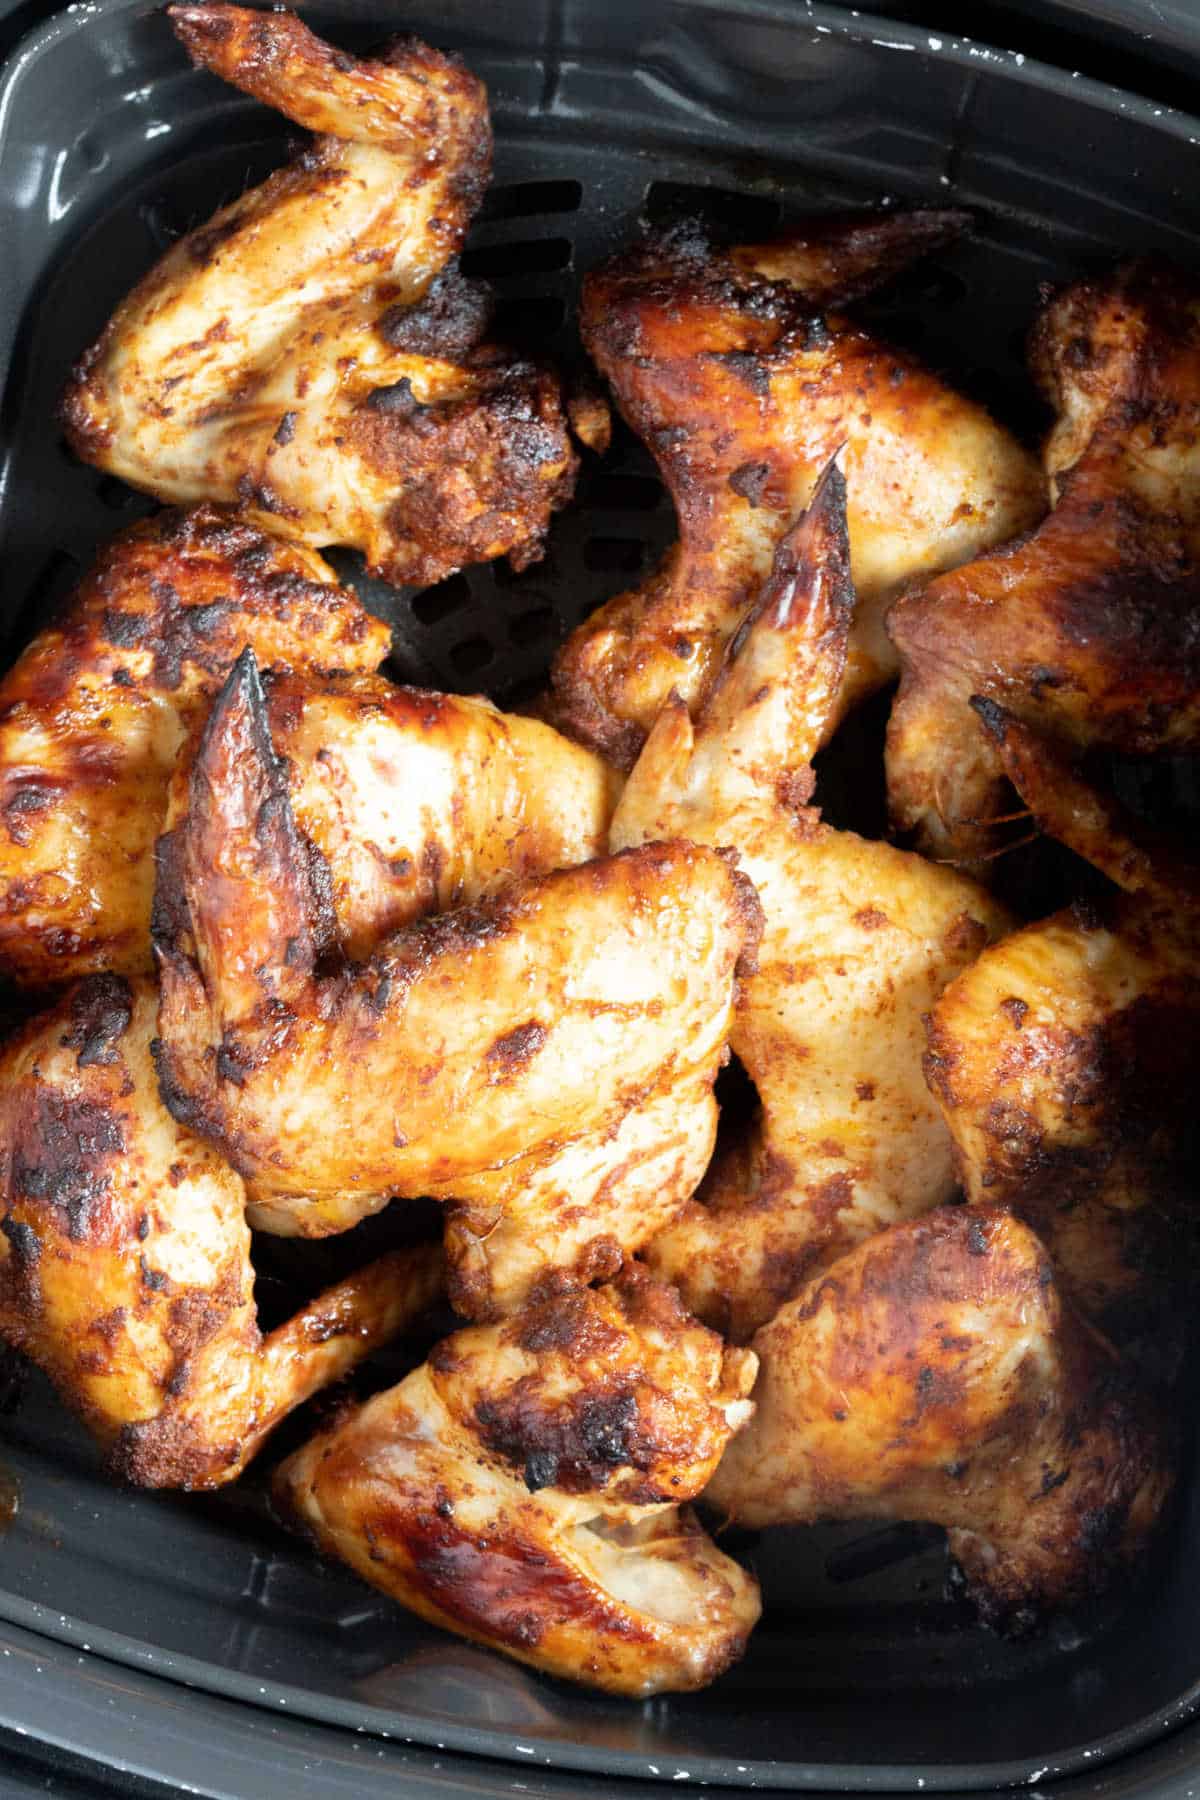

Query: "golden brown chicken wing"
(0, 974), (441, 1487)
(169, 668), (621, 963)
(548, 215), (1043, 767)
(274, 1267), (760, 1695)
(153, 650), (761, 1281)
(613, 463), (1009, 1339)
(707, 1206), (1172, 1629)
(61, 4), (577, 585)
(924, 703), (1200, 1343)
(888, 257), (1200, 866)
(0, 506), (387, 989)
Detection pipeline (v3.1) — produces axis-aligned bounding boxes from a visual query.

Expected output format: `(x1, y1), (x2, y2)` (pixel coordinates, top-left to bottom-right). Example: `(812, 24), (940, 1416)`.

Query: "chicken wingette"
(0, 975), (441, 1487)
(888, 257), (1200, 867)
(153, 650), (761, 1298)
(167, 668), (622, 964)
(275, 1268), (760, 1695)
(614, 461), (1008, 1340)
(62, 4), (577, 584)
(924, 702), (1200, 1348)
(549, 214), (1043, 767)
(0, 506), (388, 988)
(707, 1206), (1172, 1629)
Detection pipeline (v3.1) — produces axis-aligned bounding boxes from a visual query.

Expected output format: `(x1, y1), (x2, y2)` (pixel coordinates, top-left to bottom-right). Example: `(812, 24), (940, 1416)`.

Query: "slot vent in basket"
(643, 178), (783, 236)
(459, 236), (573, 281)
(479, 178), (583, 222)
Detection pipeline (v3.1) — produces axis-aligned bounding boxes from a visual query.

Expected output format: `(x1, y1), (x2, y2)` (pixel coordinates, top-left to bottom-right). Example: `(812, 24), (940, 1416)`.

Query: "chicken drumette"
(707, 1205), (1172, 1628)
(62, 4), (578, 585)
(153, 650), (761, 1304)
(924, 703), (1200, 1348)
(275, 1267), (760, 1695)
(613, 462), (1008, 1340)
(0, 975), (441, 1487)
(888, 257), (1200, 867)
(0, 506), (388, 989)
(549, 214), (1043, 767)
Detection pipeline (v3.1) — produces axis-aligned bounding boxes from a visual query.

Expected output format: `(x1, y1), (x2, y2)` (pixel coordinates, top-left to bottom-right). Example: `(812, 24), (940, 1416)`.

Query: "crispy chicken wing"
(275, 1268), (760, 1695)
(549, 215), (1043, 766)
(61, 4), (577, 585)
(613, 464), (1009, 1339)
(707, 1205), (1172, 1629)
(0, 506), (387, 989)
(0, 974), (441, 1487)
(153, 651), (761, 1281)
(168, 668), (621, 962)
(924, 704), (1200, 1342)
(888, 258), (1200, 866)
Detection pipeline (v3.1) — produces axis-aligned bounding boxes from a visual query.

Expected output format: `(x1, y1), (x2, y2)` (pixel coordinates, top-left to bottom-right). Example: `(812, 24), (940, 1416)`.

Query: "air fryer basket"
(0, 0), (1199, 1790)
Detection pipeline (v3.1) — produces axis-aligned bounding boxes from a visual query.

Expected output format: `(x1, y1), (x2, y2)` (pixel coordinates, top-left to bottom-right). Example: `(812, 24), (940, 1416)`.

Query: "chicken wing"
(925, 704), (1200, 1345)
(613, 463), (1009, 1340)
(0, 974), (442, 1487)
(0, 506), (388, 989)
(707, 1205), (1172, 1630)
(548, 214), (1043, 767)
(61, 4), (577, 585)
(888, 257), (1200, 866)
(153, 649), (761, 1276)
(168, 668), (621, 963)
(274, 1267), (760, 1695)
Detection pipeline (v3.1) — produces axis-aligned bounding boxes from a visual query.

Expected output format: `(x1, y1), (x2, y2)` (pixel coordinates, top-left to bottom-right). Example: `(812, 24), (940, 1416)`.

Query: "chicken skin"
(61, 5), (577, 586)
(549, 214), (1043, 767)
(275, 1268), (760, 1695)
(613, 463), (1009, 1340)
(0, 506), (388, 989)
(888, 258), (1200, 867)
(169, 669), (621, 963)
(925, 703), (1200, 1343)
(0, 975), (442, 1487)
(707, 1206), (1172, 1629)
(153, 650), (761, 1279)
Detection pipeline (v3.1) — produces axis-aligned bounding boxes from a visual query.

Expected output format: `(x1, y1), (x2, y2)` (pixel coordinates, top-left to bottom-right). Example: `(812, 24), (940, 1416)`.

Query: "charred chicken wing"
(614, 463), (1008, 1340)
(549, 214), (1043, 766)
(153, 651), (761, 1281)
(925, 703), (1200, 1343)
(0, 975), (441, 1487)
(62, 4), (577, 585)
(0, 506), (388, 989)
(707, 1205), (1172, 1627)
(888, 257), (1200, 866)
(275, 1267), (760, 1695)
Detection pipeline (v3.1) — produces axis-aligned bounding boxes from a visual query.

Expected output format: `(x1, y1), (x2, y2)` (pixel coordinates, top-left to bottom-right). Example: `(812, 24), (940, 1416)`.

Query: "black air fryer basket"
(1, 1), (1199, 1794)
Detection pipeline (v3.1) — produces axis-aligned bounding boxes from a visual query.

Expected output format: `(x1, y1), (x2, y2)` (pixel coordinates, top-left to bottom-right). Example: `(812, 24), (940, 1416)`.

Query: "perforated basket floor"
(1, 0), (1200, 1790)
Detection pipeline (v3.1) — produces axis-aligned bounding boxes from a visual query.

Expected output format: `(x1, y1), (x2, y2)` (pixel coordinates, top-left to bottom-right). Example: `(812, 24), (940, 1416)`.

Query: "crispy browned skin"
(153, 650), (761, 1278)
(888, 258), (1200, 867)
(0, 507), (388, 989)
(61, 5), (577, 585)
(615, 464), (1008, 1340)
(707, 1206), (1172, 1629)
(925, 705), (1200, 1341)
(275, 1268), (760, 1695)
(0, 975), (442, 1487)
(548, 215), (1043, 767)
(166, 669), (621, 963)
